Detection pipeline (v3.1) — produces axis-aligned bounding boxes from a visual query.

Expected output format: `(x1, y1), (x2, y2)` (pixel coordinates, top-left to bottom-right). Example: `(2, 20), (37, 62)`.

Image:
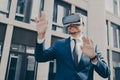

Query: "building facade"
(0, 0), (120, 80)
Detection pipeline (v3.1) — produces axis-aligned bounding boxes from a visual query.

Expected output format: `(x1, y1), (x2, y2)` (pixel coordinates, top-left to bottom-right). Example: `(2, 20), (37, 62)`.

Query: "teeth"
(70, 31), (80, 34)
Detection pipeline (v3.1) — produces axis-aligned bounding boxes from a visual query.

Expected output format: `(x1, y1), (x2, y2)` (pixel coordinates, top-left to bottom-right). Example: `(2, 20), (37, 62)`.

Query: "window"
(11, 27), (37, 46)
(30, 0), (44, 24)
(6, 53), (37, 80)
(75, 7), (88, 36)
(0, 0), (12, 18)
(112, 51), (120, 80)
(53, 0), (71, 23)
(6, 27), (37, 80)
(0, 23), (7, 63)
(16, 0), (25, 14)
(26, 46), (35, 54)
(10, 44), (26, 53)
(15, 0), (44, 24)
(106, 20), (109, 45)
(107, 50), (110, 67)
(111, 23), (120, 48)
(52, 0), (71, 33)
(107, 49), (110, 80)
(15, 0), (31, 23)
(0, 42), (3, 61)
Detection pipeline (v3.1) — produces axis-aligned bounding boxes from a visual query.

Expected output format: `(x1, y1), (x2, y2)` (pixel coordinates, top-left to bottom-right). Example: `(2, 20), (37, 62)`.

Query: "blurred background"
(0, 0), (120, 80)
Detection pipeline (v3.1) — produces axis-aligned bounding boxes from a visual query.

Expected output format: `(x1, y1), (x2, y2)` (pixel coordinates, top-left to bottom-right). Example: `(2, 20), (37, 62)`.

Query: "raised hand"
(81, 36), (96, 58)
(35, 12), (48, 39)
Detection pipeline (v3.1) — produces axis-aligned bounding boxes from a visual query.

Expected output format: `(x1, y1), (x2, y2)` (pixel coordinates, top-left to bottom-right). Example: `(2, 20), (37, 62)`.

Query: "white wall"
(105, 0), (113, 13)
(88, 0), (108, 80)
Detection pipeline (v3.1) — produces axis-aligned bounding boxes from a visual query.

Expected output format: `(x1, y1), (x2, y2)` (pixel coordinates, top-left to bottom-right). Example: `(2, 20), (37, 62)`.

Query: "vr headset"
(62, 13), (83, 27)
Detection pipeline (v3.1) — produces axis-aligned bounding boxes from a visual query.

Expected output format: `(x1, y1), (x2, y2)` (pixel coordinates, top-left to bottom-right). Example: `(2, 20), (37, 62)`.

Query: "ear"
(81, 22), (85, 34)
(81, 22), (85, 31)
(82, 22), (85, 26)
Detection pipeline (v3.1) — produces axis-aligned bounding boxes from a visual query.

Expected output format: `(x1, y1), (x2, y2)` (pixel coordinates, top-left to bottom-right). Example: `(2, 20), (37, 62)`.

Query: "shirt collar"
(70, 35), (83, 42)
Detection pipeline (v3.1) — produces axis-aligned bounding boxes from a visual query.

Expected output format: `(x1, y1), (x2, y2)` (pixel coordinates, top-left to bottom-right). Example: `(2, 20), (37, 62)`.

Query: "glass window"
(12, 27), (37, 46)
(0, 42), (3, 62)
(75, 7), (88, 36)
(111, 23), (120, 48)
(52, 0), (71, 34)
(107, 50), (110, 67)
(119, 29), (120, 48)
(15, 0), (44, 24)
(16, 0), (25, 14)
(0, 23), (7, 63)
(53, 0), (71, 23)
(26, 46), (35, 54)
(6, 26), (37, 80)
(0, 0), (11, 18)
(26, 56), (36, 80)
(10, 44), (26, 53)
(106, 20), (109, 45)
(75, 7), (87, 16)
(112, 51), (120, 80)
(30, 0), (44, 25)
(107, 49), (110, 80)
(6, 53), (37, 80)
(15, 0), (31, 23)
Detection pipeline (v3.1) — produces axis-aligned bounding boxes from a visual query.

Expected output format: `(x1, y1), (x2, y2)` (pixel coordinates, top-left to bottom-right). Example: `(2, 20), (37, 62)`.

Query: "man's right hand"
(35, 12), (48, 39)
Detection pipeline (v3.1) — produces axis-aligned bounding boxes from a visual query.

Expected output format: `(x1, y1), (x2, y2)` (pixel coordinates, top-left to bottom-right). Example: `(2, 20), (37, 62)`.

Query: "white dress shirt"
(70, 36), (83, 63)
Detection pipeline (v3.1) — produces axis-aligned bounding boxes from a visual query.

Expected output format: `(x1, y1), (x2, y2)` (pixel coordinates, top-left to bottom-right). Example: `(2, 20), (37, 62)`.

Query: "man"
(35, 12), (110, 80)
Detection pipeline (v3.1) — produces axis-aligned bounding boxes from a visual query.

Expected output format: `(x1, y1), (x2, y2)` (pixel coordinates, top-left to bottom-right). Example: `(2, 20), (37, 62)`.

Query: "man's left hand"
(81, 36), (96, 58)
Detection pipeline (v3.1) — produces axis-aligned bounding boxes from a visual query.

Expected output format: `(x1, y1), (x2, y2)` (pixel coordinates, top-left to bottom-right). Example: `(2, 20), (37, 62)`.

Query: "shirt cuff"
(37, 38), (45, 44)
(91, 60), (98, 65)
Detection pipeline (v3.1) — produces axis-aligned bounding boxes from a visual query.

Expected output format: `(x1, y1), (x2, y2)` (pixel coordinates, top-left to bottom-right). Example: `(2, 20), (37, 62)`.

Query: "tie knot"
(73, 39), (77, 44)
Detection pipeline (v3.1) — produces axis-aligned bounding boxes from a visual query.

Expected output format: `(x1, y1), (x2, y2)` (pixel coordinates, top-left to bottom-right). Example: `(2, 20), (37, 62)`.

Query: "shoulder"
(53, 37), (69, 46)
(55, 38), (67, 44)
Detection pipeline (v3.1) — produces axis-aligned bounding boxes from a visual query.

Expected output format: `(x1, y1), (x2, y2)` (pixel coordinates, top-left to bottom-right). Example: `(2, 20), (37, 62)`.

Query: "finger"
(86, 37), (90, 44)
(38, 12), (41, 18)
(35, 17), (39, 23)
(40, 12), (46, 21)
(37, 12), (43, 21)
(82, 36), (86, 46)
(82, 36), (85, 42)
(82, 36), (88, 44)
(90, 39), (94, 46)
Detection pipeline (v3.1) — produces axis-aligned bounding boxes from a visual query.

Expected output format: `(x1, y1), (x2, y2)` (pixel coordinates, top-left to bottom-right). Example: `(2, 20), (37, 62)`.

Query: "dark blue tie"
(73, 39), (78, 66)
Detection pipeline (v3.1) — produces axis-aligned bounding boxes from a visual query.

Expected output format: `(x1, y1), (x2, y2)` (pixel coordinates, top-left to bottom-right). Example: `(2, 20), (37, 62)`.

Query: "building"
(0, 0), (120, 80)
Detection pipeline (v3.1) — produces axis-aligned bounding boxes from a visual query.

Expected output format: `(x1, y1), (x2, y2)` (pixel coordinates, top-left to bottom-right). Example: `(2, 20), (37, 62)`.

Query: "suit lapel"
(65, 37), (75, 66)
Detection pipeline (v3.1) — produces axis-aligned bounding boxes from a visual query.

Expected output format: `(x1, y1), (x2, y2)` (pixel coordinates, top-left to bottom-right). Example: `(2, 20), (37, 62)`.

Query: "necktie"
(73, 39), (78, 66)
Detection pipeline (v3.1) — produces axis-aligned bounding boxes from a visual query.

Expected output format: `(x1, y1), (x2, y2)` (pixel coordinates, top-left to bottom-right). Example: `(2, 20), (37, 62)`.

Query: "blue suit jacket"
(35, 37), (110, 80)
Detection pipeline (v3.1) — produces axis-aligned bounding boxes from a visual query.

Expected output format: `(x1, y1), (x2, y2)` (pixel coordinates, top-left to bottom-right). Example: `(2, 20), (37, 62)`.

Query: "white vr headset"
(62, 13), (83, 27)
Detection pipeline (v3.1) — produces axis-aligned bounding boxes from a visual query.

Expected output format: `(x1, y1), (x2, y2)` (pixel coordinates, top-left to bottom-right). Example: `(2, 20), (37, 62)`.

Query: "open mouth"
(69, 31), (80, 34)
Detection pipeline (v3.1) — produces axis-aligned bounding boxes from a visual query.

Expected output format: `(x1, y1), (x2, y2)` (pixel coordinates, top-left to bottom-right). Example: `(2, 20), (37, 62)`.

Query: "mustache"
(69, 31), (80, 34)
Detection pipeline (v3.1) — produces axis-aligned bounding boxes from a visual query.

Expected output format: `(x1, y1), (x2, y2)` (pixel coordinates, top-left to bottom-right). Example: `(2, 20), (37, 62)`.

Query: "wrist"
(38, 32), (45, 39)
(90, 55), (98, 61)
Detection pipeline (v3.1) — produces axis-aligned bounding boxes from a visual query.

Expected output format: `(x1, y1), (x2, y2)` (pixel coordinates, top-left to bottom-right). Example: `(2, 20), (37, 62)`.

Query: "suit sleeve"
(34, 41), (57, 62)
(94, 45), (110, 78)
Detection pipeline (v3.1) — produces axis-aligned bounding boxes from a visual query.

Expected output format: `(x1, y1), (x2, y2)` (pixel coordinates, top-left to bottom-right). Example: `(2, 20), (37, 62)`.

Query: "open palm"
(81, 36), (96, 58)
